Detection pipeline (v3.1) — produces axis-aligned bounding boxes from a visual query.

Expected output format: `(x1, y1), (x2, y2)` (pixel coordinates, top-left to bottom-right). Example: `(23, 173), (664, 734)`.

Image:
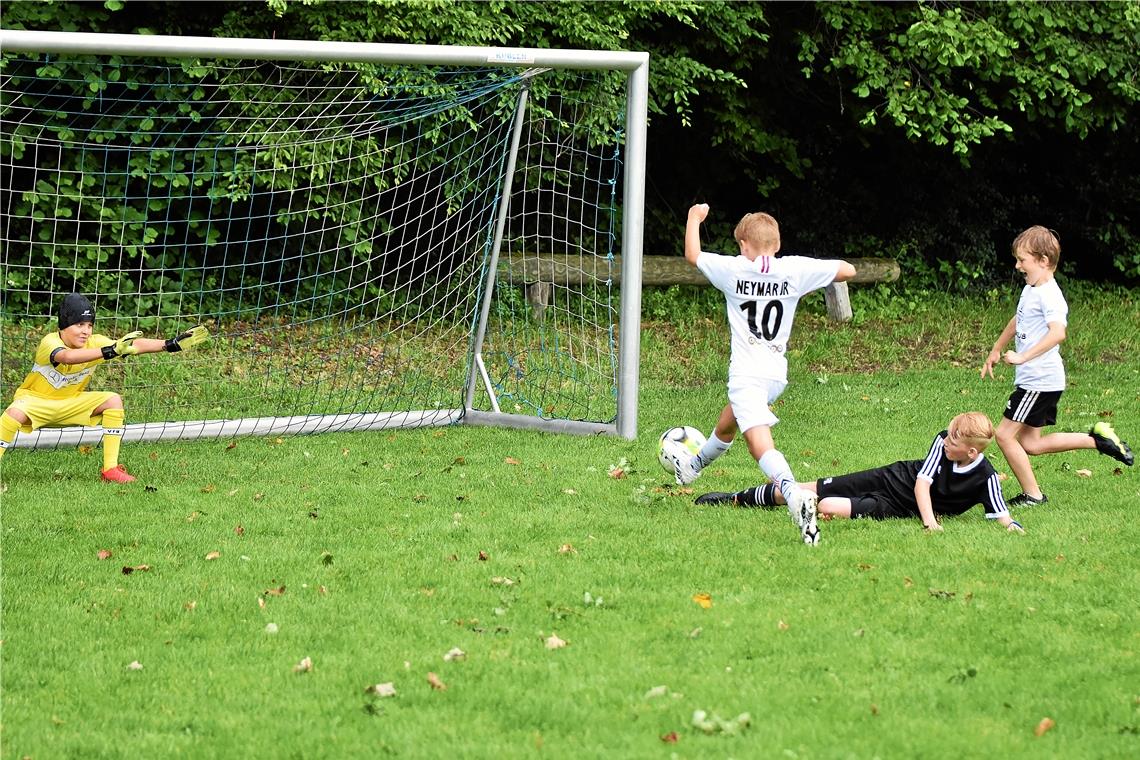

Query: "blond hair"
(1012, 226), (1061, 269)
(734, 212), (780, 253)
(949, 412), (995, 452)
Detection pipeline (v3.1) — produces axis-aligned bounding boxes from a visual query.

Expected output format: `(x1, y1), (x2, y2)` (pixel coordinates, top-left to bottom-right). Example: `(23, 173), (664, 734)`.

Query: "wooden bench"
(498, 254), (900, 321)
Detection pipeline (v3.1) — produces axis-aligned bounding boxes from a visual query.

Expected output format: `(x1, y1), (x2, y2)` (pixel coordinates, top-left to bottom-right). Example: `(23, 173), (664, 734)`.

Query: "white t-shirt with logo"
(1013, 278), (1068, 391)
(697, 252), (841, 383)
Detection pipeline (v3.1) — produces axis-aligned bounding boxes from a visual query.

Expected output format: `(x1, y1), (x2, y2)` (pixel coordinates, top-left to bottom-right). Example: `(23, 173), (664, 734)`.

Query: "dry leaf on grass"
(660, 731), (679, 744)
(366, 682), (397, 697)
(293, 656), (313, 673)
(126, 660), (143, 671)
(692, 593), (712, 609)
(427, 672), (447, 690)
(97, 549), (112, 560)
(264, 585), (286, 596)
(443, 647), (466, 662)
(205, 551), (221, 561)
(1075, 468), (1093, 478)
(544, 633), (568, 649)
(777, 620), (789, 631)
(504, 456), (521, 465)
(1035, 717), (1056, 736)
(558, 544), (577, 555)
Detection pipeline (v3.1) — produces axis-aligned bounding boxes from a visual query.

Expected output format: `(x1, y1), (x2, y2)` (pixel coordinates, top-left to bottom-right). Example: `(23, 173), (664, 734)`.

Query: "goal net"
(0, 32), (647, 448)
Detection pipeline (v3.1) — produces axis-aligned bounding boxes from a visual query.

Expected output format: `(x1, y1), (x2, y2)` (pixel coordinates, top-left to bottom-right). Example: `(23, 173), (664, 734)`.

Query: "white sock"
(758, 449), (799, 503)
(695, 432), (732, 468)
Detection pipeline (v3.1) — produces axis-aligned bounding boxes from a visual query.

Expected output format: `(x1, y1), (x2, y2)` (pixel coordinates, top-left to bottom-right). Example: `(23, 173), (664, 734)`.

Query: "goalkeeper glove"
(101, 330), (142, 360)
(1008, 520), (1025, 534)
(164, 325), (210, 352)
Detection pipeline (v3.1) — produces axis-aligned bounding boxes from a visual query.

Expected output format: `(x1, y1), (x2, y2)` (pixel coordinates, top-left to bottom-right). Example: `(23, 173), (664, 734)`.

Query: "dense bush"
(3, 0), (1137, 303)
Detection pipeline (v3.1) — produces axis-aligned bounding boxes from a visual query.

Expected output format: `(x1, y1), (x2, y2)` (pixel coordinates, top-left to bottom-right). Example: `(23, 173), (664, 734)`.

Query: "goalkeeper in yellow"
(0, 293), (209, 483)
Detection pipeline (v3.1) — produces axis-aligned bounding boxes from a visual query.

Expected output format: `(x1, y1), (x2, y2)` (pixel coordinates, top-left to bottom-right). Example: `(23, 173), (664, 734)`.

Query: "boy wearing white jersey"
(981, 226), (1132, 507)
(677, 203), (856, 545)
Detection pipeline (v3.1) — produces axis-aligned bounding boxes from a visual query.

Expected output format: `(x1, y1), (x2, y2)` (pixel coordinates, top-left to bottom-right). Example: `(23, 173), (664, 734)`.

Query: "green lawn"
(2, 286), (1138, 758)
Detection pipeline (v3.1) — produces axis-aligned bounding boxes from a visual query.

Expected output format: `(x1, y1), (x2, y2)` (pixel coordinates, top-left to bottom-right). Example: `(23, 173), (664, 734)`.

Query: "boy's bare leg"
(995, 418), (1043, 498)
(712, 404), (738, 443)
(817, 497), (853, 519)
(1018, 426), (1096, 455)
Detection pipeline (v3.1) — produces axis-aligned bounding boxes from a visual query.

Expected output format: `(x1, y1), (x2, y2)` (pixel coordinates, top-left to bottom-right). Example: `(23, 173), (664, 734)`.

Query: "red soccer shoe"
(101, 464), (137, 483)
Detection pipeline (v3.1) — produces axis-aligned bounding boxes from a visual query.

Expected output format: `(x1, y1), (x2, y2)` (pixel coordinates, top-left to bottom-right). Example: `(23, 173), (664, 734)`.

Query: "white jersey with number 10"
(697, 252), (842, 383)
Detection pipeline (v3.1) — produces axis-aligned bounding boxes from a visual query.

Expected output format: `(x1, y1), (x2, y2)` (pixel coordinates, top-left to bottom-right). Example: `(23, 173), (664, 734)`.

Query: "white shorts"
(728, 376), (787, 433)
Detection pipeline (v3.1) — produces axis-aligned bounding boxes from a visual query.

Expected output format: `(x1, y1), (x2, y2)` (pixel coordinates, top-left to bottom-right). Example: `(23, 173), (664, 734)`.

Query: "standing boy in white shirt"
(981, 226), (1132, 507)
(676, 203), (856, 545)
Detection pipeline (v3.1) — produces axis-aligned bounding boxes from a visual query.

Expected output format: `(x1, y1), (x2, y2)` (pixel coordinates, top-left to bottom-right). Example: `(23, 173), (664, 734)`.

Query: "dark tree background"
(4, 0), (1138, 286)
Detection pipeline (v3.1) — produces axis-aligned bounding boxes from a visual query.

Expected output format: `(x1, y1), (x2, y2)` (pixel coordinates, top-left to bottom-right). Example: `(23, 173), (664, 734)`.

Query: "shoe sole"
(799, 492), (820, 545)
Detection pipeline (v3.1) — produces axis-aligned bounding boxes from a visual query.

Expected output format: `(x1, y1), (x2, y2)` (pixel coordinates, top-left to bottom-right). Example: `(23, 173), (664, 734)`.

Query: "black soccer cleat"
(694, 491), (735, 506)
(1091, 421), (1134, 466)
(1007, 492), (1048, 508)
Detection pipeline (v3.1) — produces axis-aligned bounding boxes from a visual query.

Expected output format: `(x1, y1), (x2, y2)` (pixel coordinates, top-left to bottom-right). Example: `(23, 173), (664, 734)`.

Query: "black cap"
(58, 293), (95, 329)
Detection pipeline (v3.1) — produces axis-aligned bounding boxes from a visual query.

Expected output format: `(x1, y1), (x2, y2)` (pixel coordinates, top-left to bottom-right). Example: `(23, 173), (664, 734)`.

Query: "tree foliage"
(3, 0), (1138, 286)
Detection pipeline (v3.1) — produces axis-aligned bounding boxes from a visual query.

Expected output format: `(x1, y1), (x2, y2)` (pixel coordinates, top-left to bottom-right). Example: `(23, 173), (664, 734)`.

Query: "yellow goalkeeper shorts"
(9, 390), (118, 431)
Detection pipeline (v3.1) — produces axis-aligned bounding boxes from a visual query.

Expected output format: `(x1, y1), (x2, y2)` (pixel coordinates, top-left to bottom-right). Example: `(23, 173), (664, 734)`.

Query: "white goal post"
(0, 30), (647, 445)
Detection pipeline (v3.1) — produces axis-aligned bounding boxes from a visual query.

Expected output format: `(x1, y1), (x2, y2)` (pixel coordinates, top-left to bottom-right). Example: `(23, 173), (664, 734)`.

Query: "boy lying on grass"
(695, 412), (1023, 534)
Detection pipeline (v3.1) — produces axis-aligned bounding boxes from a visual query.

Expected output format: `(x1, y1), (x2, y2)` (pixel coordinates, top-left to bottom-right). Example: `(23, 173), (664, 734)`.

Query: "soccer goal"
(0, 30), (647, 447)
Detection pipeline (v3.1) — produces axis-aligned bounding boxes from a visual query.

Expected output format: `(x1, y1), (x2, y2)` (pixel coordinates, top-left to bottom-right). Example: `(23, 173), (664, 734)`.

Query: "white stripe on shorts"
(1011, 390), (1039, 423)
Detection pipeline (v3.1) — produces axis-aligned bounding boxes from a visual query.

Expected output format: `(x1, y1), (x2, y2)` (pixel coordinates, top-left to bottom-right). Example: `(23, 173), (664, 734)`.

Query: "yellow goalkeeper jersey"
(14, 330), (116, 400)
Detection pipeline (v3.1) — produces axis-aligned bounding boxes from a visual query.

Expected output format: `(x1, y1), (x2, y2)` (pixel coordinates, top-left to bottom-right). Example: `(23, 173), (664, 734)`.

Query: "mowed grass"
(2, 286), (1138, 758)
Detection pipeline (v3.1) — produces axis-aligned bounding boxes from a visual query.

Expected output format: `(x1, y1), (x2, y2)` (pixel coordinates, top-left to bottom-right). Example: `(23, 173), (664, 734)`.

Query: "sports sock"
(754, 483), (779, 506)
(758, 449), (799, 503)
(695, 433), (732, 468)
(101, 407), (125, 471)
(732, 483), (778, 508)
(0, 412), (20, 460)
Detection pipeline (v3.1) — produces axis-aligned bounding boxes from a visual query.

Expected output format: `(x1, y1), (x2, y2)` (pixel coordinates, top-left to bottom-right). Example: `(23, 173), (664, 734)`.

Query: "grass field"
(2, 285), (1138, 758)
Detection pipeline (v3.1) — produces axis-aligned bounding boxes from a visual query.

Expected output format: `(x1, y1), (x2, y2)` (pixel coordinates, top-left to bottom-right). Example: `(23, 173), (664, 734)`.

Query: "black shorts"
(1003, 387), (1062, 428)
(816, 468), (913, 520)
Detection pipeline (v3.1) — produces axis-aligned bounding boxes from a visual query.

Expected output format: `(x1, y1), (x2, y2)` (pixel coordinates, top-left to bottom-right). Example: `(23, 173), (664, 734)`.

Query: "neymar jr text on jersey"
(735, 279), (791, 297)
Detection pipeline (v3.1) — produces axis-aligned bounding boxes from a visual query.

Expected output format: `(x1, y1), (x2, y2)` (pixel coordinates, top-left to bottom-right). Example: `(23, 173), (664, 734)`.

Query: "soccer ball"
(658, 426), (706, 475)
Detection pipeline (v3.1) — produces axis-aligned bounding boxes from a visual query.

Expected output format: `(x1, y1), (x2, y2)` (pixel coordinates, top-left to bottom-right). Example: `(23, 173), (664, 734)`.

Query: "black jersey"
(819, 431), (1009, 519)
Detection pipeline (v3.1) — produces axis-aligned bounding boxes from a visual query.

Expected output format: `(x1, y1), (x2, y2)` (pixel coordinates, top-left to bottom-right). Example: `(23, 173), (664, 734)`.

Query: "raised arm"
(51, 326), (210, 364)
(684, 203), (709, 268)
